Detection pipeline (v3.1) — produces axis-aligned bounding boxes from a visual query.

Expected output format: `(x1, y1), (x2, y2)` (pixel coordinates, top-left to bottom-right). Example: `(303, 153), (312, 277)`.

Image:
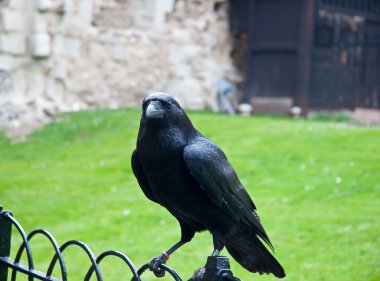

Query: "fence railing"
(0, 206), (241, 281)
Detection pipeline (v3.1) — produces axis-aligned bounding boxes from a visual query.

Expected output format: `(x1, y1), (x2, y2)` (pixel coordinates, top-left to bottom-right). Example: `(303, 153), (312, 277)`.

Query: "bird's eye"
(166, 102), (172, 110)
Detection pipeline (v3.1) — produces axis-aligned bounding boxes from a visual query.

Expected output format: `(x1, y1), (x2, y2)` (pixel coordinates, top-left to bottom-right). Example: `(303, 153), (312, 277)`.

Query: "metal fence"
(0, 207), (240, 281)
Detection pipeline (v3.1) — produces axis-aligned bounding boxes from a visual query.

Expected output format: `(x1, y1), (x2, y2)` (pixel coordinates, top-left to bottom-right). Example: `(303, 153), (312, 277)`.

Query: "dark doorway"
(229, 0), (380, 111)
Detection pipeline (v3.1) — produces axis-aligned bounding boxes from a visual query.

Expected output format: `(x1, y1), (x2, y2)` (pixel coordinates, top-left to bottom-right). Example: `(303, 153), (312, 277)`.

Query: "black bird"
(131, 92), (285, 278)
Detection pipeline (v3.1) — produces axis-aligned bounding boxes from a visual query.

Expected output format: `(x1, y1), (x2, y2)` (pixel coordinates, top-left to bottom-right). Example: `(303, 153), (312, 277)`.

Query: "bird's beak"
(145, 101), (165, 119)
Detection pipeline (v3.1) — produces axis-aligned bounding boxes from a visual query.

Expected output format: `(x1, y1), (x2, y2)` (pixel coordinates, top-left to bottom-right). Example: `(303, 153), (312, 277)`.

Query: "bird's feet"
(149, 252), (169, 277)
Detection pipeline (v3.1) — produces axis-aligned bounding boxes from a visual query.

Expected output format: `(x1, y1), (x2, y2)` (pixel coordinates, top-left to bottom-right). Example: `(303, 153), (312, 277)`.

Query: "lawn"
(0, 108), (379, 281)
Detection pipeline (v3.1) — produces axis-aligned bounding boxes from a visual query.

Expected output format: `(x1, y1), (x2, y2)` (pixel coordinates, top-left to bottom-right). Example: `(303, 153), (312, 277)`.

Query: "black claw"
(148, 253), (168, 277)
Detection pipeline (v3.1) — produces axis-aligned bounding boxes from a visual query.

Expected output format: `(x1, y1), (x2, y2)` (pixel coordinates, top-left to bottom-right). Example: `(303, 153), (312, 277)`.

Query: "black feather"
(131, 93), (285, 278)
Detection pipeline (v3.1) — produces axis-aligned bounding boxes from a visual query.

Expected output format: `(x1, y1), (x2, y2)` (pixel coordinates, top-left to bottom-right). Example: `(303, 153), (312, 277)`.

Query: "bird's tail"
(225, 228), (286, 278)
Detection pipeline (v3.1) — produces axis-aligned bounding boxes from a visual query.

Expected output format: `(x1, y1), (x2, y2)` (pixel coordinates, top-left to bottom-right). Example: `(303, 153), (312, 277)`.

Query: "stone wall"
(0, 0), (235, 139)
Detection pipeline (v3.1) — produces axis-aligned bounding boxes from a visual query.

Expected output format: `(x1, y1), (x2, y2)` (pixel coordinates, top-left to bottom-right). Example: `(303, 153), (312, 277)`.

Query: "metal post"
(0, 206), (12, 281)
(189, 256), (241, 281)
(297, 0), (317, 117)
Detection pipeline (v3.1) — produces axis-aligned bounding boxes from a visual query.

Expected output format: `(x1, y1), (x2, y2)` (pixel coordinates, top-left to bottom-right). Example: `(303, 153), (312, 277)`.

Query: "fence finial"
(189, 256), (241, 281)
(0, 207), (12, 281)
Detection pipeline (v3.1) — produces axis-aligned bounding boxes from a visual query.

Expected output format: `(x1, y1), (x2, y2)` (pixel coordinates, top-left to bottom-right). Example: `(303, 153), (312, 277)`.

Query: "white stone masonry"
(0, 0), (235, 140)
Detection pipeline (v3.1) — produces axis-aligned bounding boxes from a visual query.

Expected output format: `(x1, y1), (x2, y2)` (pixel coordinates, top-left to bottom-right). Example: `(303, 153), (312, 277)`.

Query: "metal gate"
(311, 0), (380, 109)
(0, 207), (240, 281)
(229, 0), (380, 111)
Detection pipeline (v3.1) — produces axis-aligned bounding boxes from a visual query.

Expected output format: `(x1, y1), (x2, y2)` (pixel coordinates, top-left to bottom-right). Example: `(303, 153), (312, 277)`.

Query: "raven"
(131, 92), (285, 278)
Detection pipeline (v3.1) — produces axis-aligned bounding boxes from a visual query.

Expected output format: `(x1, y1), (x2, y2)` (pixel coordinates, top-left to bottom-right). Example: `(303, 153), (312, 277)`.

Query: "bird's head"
(141, 92), (188, 126)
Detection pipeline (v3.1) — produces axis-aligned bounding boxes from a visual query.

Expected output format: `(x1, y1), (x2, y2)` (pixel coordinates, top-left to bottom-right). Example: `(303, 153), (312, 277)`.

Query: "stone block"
(52, 59), (67, 80)
(1, 9), (26, 32)
(108, 44), (128, 62)
(32, 13), (47, 33)
(27, 71), (46, 96)
(78, 0), (93, 27)
(63, 36), (81, 58)
(52, 34), (64, 54)
(153, 0), (174, 30)
(37, 0), (53, 12)
(0, 33), (26, 55)
(59, 14), (92, 35)
(97, 31), (121, 44)
(0, 69), (13, 94)
(53, 35), (80, 58)
(0, 55), (28, 71)
(8, 0), (25, 9)
(31, 33), (51, 57)
(45, 77), (64, 99)
(11, 70), (27, 95)
(0, 55), (18, 70)
(89, 42), (108, 60)
(93, 5), (134, 29)
(63, 0), (73, 13)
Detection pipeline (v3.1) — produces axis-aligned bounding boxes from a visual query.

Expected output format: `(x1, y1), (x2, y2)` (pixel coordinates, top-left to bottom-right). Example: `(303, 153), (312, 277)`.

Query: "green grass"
(0, 108), (379, 281)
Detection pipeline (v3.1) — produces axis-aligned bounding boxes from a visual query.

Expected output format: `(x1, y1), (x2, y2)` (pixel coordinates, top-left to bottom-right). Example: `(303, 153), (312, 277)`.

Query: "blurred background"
(0, 0), (234, 139)
(0, 0), (379, 280)
(0, 0), (379, 139)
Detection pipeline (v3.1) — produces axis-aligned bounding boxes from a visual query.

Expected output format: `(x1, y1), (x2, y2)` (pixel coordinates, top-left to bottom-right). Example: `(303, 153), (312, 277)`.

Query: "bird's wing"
(183, 138), (273, 248)
(131, 149), (159, 204)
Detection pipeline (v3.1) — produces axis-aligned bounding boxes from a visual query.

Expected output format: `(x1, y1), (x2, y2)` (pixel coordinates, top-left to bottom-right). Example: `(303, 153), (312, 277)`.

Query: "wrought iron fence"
(0, 206), (240, 281)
